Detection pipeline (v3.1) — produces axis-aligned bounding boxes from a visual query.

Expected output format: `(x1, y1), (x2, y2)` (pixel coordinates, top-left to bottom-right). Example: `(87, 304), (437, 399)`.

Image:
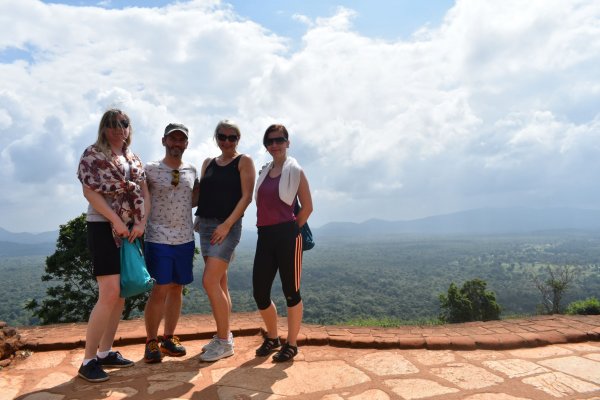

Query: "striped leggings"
(252, 221), (303, 309)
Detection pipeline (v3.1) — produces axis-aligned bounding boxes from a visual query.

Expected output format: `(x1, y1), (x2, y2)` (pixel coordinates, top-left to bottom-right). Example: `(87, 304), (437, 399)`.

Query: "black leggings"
(253, 221), (303, 309)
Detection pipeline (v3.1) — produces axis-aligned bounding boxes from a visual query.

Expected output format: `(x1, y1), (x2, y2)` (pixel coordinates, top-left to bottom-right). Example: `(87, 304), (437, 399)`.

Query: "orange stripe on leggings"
(294, 234), (303, 291)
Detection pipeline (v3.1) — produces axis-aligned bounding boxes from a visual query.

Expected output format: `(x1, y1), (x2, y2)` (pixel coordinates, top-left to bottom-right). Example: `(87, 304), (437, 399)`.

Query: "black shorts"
(87, 222), (120, 276)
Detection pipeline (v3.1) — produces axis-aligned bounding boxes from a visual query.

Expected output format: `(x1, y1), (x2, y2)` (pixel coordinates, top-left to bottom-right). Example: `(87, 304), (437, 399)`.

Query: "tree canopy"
(439, 278), (501, 323)
(26, 214), (147, 324)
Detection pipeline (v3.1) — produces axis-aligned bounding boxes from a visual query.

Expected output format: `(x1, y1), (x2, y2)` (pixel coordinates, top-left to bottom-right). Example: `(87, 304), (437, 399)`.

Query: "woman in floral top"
(76, 109), (150, 382)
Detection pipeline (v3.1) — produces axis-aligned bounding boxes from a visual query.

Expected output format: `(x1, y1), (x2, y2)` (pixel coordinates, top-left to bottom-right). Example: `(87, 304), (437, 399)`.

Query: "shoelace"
(147, 341), (160, 352)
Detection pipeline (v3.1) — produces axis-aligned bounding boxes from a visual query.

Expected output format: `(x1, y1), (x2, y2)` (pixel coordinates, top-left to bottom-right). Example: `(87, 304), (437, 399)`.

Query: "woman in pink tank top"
(252, 124), (313, 362)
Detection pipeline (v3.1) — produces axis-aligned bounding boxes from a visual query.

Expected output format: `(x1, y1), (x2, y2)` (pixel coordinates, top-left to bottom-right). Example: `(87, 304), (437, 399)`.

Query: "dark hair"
(263, 124), (289, 147)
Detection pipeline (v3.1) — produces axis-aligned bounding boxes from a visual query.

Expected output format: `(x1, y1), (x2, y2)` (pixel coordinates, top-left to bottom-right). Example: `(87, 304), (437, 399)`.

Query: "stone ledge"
(18, 313), (600, 352)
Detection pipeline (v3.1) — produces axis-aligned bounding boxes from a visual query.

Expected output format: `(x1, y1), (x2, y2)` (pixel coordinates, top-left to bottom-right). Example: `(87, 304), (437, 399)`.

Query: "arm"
(129, 180), (150, 242)
(194, 157), (211, 209)
(295, 171), (313, 228)
(192, 178), (200, 208)
(211, 155), (256, 245)
(83, 185), (129, 237)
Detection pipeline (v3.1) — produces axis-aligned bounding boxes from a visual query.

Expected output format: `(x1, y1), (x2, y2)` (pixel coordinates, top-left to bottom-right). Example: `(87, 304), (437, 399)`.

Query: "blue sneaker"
(144, 339), (163, 363)
(78, 359), (109, 382)
(160, 335), (186, 357)
(97, 351), (134, 368)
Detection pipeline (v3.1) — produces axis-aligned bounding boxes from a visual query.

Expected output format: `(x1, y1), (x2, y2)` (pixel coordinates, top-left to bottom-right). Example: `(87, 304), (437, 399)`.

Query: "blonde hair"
(94, 108), (133, 156)
(214, 119), (241, 141)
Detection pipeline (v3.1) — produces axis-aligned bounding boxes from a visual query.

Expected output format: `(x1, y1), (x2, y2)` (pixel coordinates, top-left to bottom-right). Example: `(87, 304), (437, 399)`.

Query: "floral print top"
(77, 144), (146, 246)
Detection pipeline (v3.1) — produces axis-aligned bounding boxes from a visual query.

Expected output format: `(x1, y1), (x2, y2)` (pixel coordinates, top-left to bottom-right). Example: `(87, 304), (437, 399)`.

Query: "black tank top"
(195, 155), (242, 220)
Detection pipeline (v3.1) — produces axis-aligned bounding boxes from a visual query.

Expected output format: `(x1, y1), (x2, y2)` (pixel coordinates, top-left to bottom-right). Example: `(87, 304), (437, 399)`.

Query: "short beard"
(167, 146), (184, 158)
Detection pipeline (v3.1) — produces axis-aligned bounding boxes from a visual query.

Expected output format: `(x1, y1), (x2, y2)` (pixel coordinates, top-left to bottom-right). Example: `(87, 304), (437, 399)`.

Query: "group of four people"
(76, 108), (313, 382)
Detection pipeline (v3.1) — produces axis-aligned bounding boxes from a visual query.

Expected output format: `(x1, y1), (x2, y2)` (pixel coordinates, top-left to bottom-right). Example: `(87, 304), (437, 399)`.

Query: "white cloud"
(0, 0), (599, 232)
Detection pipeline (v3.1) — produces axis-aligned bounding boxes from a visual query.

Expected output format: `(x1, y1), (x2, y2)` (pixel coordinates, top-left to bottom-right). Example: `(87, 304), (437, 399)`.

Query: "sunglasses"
(171, 170), (180, 187)
(106, 119), (130, 129)
(264, 137), (288, 146)
(217, 133), (239, 143)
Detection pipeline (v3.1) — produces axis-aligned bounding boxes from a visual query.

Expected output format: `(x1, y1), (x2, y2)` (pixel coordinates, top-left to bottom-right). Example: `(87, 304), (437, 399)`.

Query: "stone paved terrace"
(1, 313), (600, 399)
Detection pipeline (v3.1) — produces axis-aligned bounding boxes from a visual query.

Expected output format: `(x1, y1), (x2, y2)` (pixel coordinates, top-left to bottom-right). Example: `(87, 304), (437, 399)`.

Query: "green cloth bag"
(120, 238), (154, 298)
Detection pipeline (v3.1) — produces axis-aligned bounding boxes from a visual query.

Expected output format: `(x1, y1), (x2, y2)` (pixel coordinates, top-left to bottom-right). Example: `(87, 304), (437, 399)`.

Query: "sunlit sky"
(1, 0), (599, 232)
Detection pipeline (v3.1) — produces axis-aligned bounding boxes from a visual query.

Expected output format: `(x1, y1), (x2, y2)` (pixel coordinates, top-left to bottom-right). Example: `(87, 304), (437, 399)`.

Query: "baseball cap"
(164, 123), (189, 138)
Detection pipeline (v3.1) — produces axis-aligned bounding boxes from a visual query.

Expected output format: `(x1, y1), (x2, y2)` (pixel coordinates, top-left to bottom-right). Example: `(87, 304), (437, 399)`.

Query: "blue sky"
(1, 0), (600, 232)
(39, 1), (454, 42)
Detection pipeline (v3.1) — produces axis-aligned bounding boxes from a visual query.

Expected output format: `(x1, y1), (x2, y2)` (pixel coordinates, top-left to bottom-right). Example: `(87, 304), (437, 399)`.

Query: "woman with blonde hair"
(195, 120), (255, 362)
(76, 108), (150, 381)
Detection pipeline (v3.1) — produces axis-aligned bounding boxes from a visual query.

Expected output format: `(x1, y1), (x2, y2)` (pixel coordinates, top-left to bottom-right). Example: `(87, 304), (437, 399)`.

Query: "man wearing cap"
(142, 123), (198, 363)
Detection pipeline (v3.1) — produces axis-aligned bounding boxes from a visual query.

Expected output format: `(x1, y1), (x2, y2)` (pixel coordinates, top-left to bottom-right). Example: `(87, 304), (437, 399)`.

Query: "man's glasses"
(106, 120), (130, 129)
(171, 170), (180, 187)
(217, 133), (239, 143)
(264, 137), (287, 146)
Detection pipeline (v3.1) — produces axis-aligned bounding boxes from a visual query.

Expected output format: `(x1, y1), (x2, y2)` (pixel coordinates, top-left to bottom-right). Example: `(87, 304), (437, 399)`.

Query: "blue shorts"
(144, 241), (195, 285)
(197, 217), (242, 263)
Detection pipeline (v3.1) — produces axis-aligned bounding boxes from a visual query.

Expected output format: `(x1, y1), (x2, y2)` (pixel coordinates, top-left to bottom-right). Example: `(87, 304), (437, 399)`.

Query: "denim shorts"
(144, 240), (195, 285)
(196, 217), (242, 263)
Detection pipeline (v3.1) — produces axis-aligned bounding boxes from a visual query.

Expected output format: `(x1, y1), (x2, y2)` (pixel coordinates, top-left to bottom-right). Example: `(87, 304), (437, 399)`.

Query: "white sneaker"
(202, 333), (233, 352)
(200, 340), (234, 362)
(202, 336), (219, 352)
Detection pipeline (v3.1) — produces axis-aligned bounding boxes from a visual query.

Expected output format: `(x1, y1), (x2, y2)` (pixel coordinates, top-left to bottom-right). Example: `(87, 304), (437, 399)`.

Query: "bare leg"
(203, 257), (231, 339)
(220, 272), (232, 315)
(144, 284), (169, 340)
(163, 284), (183, 336)
(98, 297), (125, 352)
(259, 301), (279, 339)
(84, 275), (122, 360)
(285, 301), (303, 346)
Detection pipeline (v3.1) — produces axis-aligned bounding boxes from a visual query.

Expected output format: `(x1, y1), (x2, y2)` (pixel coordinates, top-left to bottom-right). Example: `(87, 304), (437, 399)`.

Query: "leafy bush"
(565, 297), (600, 315)
(439, 279), (501, 323)
(25, 214), (148, 324)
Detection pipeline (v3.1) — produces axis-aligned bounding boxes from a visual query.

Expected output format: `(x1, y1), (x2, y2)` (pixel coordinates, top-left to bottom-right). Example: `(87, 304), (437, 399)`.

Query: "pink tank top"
(257, 174), (296, 227)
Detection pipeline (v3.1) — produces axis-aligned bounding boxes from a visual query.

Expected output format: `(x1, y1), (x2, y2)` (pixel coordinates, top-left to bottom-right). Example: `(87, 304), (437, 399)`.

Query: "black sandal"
(272, 343), (298, 362)
(255, 337), (281, 357)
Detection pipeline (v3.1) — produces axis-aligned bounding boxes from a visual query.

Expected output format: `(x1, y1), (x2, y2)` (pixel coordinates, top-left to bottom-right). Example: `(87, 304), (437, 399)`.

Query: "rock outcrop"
(0, 321), (25, 367)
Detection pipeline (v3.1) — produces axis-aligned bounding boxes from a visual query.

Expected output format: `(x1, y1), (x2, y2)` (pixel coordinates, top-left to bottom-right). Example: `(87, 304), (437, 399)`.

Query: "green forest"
(2, 231), (600, 326)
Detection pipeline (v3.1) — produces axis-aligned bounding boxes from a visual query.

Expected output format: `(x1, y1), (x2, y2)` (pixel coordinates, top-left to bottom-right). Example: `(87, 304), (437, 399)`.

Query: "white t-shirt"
(144, 160), (197, 245)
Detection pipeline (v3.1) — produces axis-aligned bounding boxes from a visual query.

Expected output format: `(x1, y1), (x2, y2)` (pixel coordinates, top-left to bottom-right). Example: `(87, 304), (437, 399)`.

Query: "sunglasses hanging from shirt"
(171, 170), (180, 187)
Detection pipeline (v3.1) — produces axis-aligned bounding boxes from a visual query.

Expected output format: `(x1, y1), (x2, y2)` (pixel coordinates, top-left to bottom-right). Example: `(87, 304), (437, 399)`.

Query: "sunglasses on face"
(216, 133), (239, 143)
(171, 170), (180, 187)
(106, 119), (130, 129)
(264, 137), (288, 146)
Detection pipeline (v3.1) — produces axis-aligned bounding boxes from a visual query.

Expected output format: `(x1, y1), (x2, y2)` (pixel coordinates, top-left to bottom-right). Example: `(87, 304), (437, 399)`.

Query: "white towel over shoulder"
(255, 156), (302, 206)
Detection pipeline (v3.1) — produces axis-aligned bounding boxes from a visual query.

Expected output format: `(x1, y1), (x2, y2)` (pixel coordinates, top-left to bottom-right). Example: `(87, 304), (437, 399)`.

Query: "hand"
(128, 222), (145, 243)
(210, 223), (231, 245)
(112, 220), (130, 238)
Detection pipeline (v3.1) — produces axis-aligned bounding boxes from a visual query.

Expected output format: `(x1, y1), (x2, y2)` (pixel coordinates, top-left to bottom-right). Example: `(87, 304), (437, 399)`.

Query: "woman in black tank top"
(195, 120), (256, 362)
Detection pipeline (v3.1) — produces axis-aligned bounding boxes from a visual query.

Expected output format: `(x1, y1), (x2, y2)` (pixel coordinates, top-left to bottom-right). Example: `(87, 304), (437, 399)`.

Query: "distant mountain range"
(0, 227), (59, 244)
(2, 207), (600, 256)
(315, 207), (600, 237)
(0, 228), (59, 257)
